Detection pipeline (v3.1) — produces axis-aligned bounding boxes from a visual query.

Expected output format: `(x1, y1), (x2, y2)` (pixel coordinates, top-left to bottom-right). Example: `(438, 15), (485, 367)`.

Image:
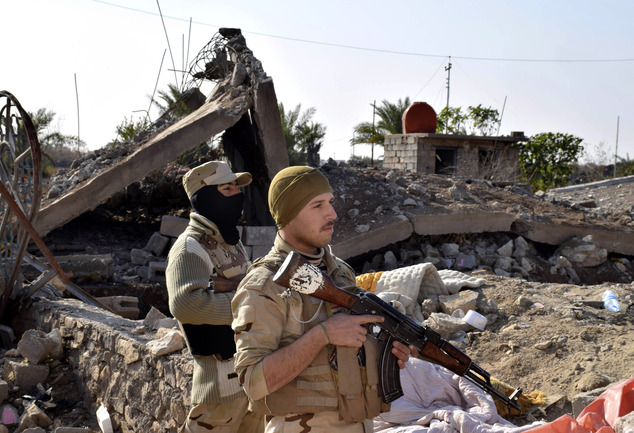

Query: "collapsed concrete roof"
(34, 28), (289, 238)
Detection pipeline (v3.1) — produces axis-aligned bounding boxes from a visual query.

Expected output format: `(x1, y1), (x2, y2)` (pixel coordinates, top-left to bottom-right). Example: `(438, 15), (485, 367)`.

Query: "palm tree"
(351, 97), (411, 163)
(279, 103), (326, 166)
(153, 83), (192, 119)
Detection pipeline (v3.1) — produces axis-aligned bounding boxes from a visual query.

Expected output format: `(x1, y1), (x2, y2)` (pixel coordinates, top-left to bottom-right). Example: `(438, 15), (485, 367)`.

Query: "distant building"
(383, 102), (526, 182)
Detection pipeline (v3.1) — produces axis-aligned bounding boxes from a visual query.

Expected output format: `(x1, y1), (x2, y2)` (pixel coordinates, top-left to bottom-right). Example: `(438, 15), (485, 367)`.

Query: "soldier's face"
(281, 192), (337, 254)
(217, 181), (240, 197)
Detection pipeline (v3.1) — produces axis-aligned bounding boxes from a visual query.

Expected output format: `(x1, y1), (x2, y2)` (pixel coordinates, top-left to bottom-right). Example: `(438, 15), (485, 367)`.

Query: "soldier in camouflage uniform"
(166, 161), (263, 433)
(232, 166), (413, 433)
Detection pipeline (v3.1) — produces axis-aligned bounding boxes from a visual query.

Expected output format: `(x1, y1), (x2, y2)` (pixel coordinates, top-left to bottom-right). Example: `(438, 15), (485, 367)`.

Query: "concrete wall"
(384, 133), (520, 182)
(17, 298), (192, 433)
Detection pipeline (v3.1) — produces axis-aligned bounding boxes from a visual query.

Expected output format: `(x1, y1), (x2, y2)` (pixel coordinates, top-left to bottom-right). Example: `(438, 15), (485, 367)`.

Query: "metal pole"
(444, 57), (452, 133)
(614, 115), (620, 178)
(74, 73), (80, 153)
(372, 100), (376, 166)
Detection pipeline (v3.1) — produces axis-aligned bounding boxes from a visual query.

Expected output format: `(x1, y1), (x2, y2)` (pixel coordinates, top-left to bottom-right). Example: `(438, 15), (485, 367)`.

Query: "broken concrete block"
(143, 306), (168, 330)
(156, 318), (177, 329)
(144, 232), (170, 256)
(148, 261), (167, 283)
(438, 290), (479, 315)
(16, 401), (53, 431)
(159, 215), (188, 238)
(96, 296), (140, 320)
(54, 254), (113, 282)
(241, 226), (276, 246)
(425, 312), (473, 340)
(2, 360), (49, 393)
(147, 330), (184, 356)
(17, 329), (61, 364)
(454, 253), (477, 270)
(130, 248), (153, 266)
(571, 384), (610, 418)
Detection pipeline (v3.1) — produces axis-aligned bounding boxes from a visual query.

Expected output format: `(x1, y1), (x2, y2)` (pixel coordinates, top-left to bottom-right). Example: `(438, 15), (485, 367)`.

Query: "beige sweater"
(166, 213), (250, 404)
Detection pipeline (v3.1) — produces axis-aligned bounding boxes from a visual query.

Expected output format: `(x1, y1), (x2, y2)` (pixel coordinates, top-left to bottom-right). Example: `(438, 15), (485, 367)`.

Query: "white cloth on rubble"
(373, 264), (487, 325)
(373, 358), (543, 433)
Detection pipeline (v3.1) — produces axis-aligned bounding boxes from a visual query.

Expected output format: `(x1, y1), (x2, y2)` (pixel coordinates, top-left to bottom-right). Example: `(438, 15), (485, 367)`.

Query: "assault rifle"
(272, 251), (522, 411)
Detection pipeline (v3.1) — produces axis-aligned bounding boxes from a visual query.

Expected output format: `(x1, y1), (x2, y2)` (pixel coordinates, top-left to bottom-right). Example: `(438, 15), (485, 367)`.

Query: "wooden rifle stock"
(273, 251), (523, 411)
(272, 251), (357, 309)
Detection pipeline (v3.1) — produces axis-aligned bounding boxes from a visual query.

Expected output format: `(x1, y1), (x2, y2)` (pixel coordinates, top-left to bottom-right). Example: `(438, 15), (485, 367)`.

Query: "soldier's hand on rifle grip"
(391, 341), (418, 368)
(321, 314), (384, 348)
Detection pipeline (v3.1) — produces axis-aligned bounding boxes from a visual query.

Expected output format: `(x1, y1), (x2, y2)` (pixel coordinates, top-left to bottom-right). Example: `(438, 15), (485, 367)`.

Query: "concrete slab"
(34, 93), (251, 238)
(519, 221), (634, 256)
(332, 216), (413, 260)
(412, 212), (515, 235)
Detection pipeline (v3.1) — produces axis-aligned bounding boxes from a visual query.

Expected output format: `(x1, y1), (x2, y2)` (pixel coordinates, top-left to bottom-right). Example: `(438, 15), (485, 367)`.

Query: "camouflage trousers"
(179, 397), (264, 433)
(264, 411), (372, 433)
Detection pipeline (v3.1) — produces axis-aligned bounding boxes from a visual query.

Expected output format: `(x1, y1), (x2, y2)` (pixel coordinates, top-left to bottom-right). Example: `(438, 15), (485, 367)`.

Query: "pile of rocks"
(353, 231), (632, 286)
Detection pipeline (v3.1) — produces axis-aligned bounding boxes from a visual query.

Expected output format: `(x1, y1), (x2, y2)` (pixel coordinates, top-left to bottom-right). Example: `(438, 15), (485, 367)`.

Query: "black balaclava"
(191, 185), (244, 245)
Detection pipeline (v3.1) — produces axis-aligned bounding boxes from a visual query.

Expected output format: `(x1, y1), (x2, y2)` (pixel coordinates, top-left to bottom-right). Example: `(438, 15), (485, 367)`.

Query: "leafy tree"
(29, 108), (85, 172)
(516, 132), (584, 191)
(465, 104), (501, 136)
(110, 116), (150, 145)
(351, 97), (411, 162)
(436, 105), (500, 135)
(279, 103), (326, 166)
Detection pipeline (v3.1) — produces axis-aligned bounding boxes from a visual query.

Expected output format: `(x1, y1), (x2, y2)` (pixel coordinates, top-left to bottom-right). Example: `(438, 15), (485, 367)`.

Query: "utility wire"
(91, 0), (634, 64)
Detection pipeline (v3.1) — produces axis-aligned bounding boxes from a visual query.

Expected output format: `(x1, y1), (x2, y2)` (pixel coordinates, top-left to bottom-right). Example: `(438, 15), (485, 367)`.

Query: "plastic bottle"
(602, 290), (620, 312)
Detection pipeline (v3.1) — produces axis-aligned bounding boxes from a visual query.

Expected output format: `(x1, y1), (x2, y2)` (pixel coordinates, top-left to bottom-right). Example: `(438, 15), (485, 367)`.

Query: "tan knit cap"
(182, 161), (252, 199)
(268, 166), (332, 228)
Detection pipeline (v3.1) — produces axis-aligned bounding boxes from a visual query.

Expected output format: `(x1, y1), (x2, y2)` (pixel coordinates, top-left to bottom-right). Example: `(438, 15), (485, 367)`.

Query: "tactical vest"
(177, 229), (248, 359)
(248, 253), (389, 422)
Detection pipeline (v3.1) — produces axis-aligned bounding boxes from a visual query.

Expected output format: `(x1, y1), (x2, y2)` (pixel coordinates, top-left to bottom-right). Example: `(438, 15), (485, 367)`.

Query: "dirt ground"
(315, 162), (634, 424)
(37, 161), (634, 428)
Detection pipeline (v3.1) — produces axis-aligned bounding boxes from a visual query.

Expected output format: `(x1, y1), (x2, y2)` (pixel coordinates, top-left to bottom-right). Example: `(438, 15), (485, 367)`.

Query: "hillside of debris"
(3, 160), (633, 431)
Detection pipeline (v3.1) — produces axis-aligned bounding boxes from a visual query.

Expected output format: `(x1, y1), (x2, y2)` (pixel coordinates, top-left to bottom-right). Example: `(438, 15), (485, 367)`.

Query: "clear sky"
(3, 0), (633, 163)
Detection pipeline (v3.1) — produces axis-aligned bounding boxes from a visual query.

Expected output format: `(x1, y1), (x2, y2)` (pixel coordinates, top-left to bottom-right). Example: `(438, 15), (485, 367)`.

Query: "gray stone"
(131, 248), (153, 266)
(497, 240), (514, 257)
(438, 290), (479, 315)
(144, 232), (170, 256)
(615, 410), (634, 433)
(441, 243), (460, 257)
(54, 254), (113, 282)
(455, 253), (477, 270)
(159, 215), (188, 238)
(147, 330), (185, 356)
(383, 251), (398, 270)
(97, 296), (140, 320)
(0, 404), (18, 425)
(425, 313), (473, 340)
(148, 261), (167, 283)
(143, 306), (168, 330)
(17, 329), (59, 364)
(407, 184), (426, 196)
(16, 402), (52, 431)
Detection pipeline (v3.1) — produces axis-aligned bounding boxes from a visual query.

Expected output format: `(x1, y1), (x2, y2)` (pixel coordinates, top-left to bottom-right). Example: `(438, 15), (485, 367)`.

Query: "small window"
(435, 148), (456, 175)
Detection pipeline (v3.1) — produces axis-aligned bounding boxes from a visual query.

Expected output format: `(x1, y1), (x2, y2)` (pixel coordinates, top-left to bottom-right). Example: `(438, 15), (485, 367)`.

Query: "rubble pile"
(4, 161), (634, 432)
